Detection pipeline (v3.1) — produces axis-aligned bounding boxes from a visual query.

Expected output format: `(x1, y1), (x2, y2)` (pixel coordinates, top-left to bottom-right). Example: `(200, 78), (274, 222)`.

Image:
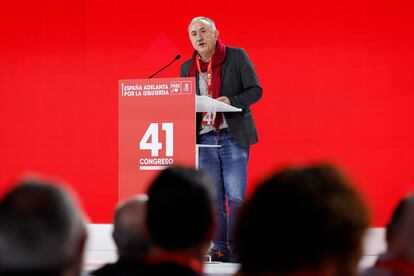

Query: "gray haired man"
(181, 16), (262, 262)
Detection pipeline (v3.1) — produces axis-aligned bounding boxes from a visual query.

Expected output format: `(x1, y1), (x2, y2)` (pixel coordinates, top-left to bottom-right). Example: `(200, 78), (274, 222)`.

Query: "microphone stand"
(148, 55), (181, 79)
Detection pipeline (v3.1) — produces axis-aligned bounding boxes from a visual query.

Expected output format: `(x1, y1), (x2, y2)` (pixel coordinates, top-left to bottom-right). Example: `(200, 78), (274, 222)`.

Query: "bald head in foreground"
(92, 195), (150, 276)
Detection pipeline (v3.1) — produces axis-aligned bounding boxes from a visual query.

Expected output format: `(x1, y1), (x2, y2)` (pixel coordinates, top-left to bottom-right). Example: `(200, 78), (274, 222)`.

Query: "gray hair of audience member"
(188, 16), (217, 31)
(112, 195), (150, 259)
(386, 194), (414, 258)
(0, 180), (87, 274)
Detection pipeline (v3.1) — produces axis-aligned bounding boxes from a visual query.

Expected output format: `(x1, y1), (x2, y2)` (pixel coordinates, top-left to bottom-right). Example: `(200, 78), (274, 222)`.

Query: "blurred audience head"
(113, 195), (150, 259)
(146, 166), (215, 259)
(0, 179), (87, 276)
(385, 194), (414, 258)
(235, 164), (370, 276)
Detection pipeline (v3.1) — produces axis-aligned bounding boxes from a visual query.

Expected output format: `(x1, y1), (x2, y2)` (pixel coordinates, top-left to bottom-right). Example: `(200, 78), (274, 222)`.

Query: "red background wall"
(1, 0), (414, 225)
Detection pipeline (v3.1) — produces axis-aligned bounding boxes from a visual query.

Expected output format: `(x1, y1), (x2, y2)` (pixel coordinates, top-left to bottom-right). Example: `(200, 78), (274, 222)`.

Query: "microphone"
(148, 54), (181, 79)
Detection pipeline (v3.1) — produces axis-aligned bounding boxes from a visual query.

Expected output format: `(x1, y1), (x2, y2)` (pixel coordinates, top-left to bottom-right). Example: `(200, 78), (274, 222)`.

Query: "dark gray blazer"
(180, 47), (263, 147)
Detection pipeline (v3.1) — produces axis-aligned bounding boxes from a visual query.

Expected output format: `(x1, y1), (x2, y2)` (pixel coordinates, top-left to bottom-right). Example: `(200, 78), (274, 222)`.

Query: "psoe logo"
(170, 82), (182, 94)
(170, 81), (192, 94)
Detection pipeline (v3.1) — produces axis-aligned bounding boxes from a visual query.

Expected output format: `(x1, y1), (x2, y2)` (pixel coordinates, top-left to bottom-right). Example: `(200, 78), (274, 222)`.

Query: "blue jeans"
(198, 129), (249, 252)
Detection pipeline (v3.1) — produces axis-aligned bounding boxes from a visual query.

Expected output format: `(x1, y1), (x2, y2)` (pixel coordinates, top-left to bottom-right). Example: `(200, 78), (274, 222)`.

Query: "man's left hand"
(216, 96), (231, 105)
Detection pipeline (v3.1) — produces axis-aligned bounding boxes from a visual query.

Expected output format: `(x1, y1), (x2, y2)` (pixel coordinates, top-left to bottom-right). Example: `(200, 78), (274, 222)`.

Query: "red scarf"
(188, 38), (226, 98)
(188, 39), (227, 130)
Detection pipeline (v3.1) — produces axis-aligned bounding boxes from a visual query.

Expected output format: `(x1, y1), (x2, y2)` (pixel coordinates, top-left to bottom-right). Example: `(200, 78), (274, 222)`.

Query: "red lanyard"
(195, 54), (213, 97)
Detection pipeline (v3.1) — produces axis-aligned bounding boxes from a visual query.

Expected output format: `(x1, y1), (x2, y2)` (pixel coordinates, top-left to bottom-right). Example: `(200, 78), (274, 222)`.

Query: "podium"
(118, 77), (241, 201)
(118, 77), (195, 200)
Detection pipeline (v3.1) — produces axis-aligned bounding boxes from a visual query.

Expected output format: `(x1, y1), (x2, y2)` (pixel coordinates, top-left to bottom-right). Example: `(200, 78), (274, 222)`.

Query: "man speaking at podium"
(180, 16), (262, 262)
